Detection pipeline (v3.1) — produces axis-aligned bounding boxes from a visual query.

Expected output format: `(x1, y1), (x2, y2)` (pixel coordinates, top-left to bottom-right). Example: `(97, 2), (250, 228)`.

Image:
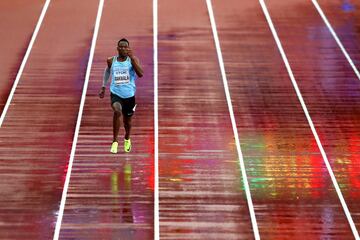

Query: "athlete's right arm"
(99, 58), (113, 99)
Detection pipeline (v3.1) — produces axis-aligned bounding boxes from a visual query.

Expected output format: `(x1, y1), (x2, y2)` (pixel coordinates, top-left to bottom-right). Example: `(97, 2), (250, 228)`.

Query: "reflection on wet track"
(0, 0), (99, 238)
(0, 0), (359, 239)
(212, 0), (356, 238)
(264, 0), (360, 235)
(158, 1), (253, 239)
(58, 0), (154, 239)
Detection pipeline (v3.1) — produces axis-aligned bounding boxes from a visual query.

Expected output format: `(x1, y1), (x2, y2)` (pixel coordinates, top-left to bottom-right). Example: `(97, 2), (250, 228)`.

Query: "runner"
(99, 38), (143, 153)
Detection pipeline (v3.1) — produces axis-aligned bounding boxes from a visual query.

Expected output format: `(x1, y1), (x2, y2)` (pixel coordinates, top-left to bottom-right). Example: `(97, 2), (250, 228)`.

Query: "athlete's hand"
(99, 87), (105, 98)
(127, 47), (134, 59)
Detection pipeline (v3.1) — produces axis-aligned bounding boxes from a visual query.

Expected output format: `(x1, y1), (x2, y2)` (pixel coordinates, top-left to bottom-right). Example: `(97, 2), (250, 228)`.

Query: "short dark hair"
(118, 38), (129, 46)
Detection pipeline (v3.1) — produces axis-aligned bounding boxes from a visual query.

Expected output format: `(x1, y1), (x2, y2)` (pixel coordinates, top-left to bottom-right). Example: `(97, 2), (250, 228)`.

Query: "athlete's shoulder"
(106, 57), (113, 68)
(107, 57), (114, 63)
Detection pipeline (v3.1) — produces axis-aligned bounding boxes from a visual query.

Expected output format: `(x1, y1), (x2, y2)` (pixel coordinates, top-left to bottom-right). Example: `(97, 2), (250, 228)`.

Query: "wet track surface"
(0, 0), (45, 114)
(58, 0), (154, 239)
(213, 0), (359, 238)
(0, 0), (360, 239)
(317, 0), (360, 67)
(265, 0), (360, 235)
(158, 0), (253, 239)
(0, 0), (99, 238)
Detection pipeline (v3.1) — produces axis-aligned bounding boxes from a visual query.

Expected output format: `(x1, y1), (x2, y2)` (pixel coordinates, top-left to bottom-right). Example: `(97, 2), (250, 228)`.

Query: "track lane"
(0, 0), (45, 115)
(158, 0), (254, 239)
(212, 0), (355, 238)
(0, 0), (99, 238)
(264, 0), (360, 234)
(58, 0), (154, 239)
(316, 0), (360, 72)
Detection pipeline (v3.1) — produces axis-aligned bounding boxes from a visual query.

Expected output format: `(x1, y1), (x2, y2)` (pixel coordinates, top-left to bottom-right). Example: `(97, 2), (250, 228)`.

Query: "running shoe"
(110, 141), (118, 154)
(124, 139), (131, 152)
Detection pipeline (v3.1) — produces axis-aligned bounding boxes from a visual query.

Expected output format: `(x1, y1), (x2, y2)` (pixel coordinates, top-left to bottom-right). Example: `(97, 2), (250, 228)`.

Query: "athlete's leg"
(123, 115), (132, 152)
(122, 96), (135, 153)
(111, 102), (122, 142)
(123, 115), (132, 140)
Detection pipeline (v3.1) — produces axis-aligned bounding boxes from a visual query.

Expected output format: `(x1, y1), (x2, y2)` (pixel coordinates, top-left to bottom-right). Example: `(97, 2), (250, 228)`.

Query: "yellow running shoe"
(124, 139), (131, 152)
(110, 141), (118, 154)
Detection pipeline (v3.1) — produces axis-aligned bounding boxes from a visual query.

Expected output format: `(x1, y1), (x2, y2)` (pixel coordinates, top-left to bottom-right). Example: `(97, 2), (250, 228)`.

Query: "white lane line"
(52, 0), (104, 239)
(259, 0), (359, 238)
(312, 0), (360, 81)
(205, 0), (260, 239)
(0, 0), (52, 127)
(153, 0), (159, 239)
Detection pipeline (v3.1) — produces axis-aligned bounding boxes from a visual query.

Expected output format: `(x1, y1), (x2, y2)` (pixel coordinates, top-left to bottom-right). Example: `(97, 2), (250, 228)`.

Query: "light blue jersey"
(110, 56), (137, 98)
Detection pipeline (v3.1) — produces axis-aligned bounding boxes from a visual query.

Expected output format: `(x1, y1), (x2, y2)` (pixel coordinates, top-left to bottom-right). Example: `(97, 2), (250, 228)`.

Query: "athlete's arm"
(99, 58), (113, 99)
(127, 48), (144, 78)
(102, 67), (110, 87)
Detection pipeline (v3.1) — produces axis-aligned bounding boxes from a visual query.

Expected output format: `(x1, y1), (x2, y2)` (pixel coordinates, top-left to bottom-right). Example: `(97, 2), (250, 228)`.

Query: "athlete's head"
(117, 38), (129, 57)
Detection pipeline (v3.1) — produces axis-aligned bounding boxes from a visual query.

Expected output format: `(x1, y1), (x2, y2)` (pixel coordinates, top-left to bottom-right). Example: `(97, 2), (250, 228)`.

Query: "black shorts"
(110, 92), (136, 117)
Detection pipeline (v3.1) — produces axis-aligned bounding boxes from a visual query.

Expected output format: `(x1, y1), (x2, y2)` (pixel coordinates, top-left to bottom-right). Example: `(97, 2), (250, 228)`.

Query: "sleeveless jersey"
(110, 56), (137, 98)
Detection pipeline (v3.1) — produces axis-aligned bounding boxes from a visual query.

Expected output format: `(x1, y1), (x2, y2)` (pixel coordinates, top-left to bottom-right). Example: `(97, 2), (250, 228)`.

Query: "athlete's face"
(117, 41), (129, 57)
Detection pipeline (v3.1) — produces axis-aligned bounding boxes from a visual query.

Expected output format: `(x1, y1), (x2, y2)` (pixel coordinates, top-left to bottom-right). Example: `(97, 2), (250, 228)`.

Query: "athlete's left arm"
(127, 48), (144, 78)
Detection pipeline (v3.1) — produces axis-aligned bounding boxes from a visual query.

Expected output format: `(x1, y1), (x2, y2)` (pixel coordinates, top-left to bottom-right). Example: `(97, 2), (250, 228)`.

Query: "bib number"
(114, 67), (130, 85)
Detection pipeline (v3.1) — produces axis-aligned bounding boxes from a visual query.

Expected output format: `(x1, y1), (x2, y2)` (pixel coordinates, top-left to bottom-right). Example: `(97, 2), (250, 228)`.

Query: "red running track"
(0, 0), (45, 114)
(265, 0), (360, 235)
(58, 0), (154, 239)
(317, 0), (360, 68)
(0, 0), (359, 239)
(0, 0), (99, 238)
(213, 0), (357, 238)
(158, 0), (253, 239)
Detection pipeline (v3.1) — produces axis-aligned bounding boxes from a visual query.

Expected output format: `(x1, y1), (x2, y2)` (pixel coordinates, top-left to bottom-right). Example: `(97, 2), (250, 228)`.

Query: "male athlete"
(99, 38), (143, 153)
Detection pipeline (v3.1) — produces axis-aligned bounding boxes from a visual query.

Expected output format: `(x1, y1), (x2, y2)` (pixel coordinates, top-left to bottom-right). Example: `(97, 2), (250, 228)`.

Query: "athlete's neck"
(117, 55), (127, 62)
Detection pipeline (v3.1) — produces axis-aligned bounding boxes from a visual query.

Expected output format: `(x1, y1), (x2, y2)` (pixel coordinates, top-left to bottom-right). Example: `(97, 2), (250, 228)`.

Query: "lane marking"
(312, 0), (360, 81)
(259, 0), (359, 238)
(52, 0), (104, 239)
(153, 0), (159, 239)
(0, 0), (52, 127)
(206, 0), (260, 239)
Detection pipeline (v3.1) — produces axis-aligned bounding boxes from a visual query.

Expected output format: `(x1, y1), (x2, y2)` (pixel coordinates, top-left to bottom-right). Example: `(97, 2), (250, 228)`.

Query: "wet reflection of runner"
(99, 38), (144, 154)
(110, 160), (134, 239)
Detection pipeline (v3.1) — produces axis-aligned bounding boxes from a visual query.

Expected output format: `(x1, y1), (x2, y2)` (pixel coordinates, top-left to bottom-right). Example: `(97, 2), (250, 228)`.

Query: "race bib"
(114, 67), (130, 85)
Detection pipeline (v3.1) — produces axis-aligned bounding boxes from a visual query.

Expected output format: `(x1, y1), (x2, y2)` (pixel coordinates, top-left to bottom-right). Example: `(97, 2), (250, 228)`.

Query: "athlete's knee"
(112, 102), (122, 114)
